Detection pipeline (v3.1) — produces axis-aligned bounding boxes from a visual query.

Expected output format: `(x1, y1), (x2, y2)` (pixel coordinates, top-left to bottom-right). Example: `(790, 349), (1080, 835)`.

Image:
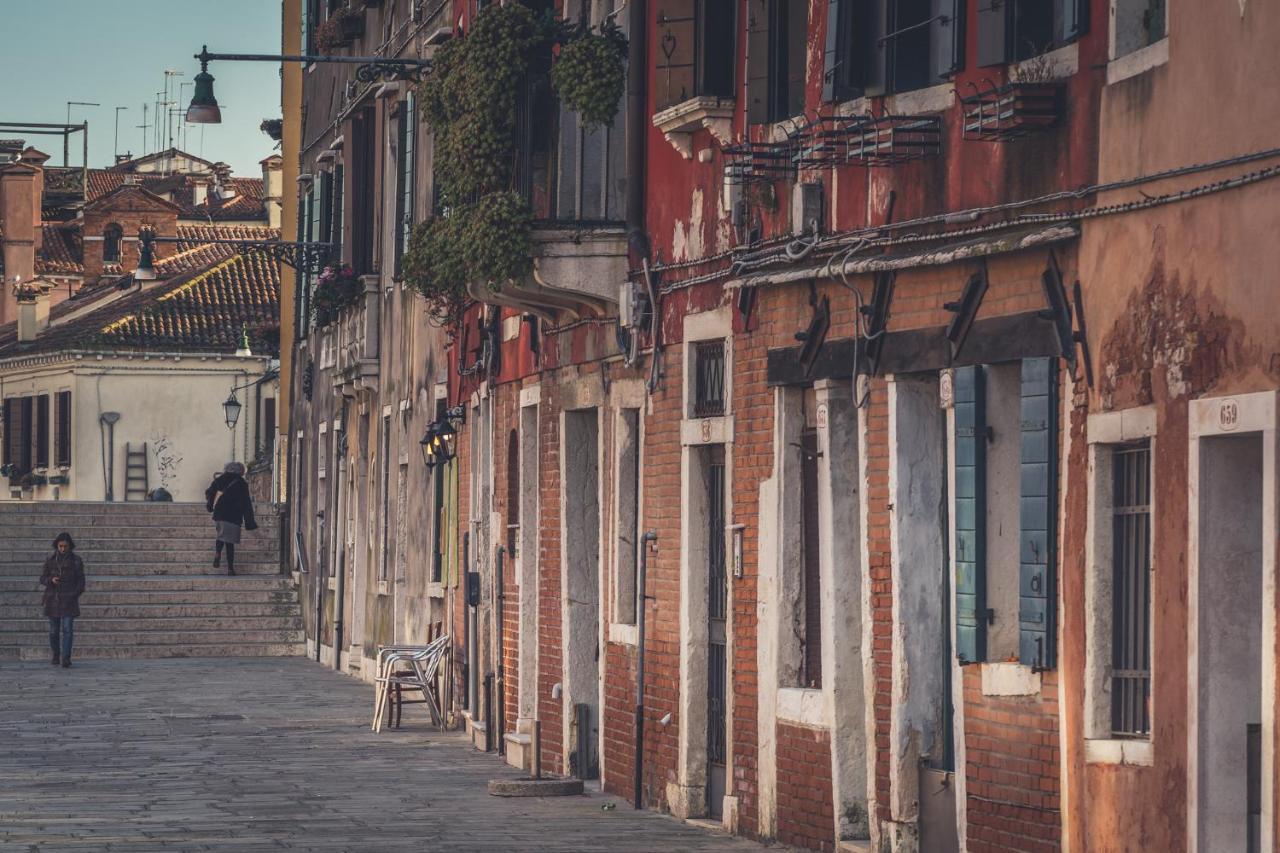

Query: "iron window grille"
(1111, 441), (1152, 739)
(693, 340), (727, 418)
(960, 80), (1061, 142)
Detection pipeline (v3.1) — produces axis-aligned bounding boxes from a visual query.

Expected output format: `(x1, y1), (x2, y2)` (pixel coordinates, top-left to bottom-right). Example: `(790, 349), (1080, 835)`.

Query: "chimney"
(191, 176), (209, 207)
(212, 162), (235, 200)
(17, 288), (49, 343)
(0, 161), (38, 324)
(115, 152), (132, 165)
(19, 148), (48, 248)
(262, 155), (283, 228)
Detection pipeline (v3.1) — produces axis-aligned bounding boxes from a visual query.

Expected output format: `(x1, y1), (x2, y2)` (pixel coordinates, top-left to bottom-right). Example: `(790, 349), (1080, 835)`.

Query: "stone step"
(0, 615), (302, 633)
(0, 565), (281, 579)
(0, 590), (298, 608)
(0, 627), (304, 647)
(0, 602), (300, 618)
(0, 527), (280, 543)
(0, 548), (277, 564)
(0, 574), (295, 592)
(0, 642), (305, 661)
(0, 502), (260, 518)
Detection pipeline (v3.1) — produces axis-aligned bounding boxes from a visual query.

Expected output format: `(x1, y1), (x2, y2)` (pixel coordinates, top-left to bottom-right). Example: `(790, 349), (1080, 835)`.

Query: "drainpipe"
(634, 530), (657, 809)
(315, 510), (325, 663)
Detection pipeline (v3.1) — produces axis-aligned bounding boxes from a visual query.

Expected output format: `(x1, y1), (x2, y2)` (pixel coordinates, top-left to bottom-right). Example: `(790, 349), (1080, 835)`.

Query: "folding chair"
(372, 634), (450, 733)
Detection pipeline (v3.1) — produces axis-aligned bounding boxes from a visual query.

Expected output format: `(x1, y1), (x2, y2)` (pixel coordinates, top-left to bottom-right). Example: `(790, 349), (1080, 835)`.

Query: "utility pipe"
(496, 545), (506, 756)
(315, 510), (325, 663)
(634, 530), (657, 809)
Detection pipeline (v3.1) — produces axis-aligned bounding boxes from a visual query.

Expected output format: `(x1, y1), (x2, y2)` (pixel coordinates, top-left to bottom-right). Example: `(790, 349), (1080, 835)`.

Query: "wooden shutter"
(746, 0), (771, 124)
(864, 0), (887, 95)
(976, 0), (1010, 66)
(55, 391), (72, 468)
(1018, 357), (1058, 670)
(822, 0), (843, 101)
(2, 399), (13, 467)
(35, 395), (49, 469)
(953, 365), (987, 664)
(933, 0), (964, 77)
(19, 396), (33, 473)
(655, 0), (695, 109)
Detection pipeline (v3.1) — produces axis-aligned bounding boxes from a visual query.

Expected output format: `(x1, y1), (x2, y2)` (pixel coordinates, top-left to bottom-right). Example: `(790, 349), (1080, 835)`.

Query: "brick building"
(283, 0), (1280, 850)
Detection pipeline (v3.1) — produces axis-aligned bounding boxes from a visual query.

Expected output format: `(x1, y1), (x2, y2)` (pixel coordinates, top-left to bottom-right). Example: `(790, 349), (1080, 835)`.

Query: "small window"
(869, 0), (964, 94)
(1111, 0), (1165, 59)
(799, 410), (822, 688)
(747, 0), (809, 123)
(693, 340), (726, 418)
(1110, 442), (1152, 738)
(656, 0), (738, 110)
(103, 223), (123, 263)
(19, 396), (33, 474)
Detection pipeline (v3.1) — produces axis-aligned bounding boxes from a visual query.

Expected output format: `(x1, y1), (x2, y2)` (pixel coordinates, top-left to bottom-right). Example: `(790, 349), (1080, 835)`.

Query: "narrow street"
(0, 658), (781, 853)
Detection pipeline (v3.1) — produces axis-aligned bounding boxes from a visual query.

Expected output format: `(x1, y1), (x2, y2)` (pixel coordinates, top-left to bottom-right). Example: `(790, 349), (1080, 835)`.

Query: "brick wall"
(776, 723), (836, 851)
(535, 377), (564, 774)
(963, 668), (1061, 852)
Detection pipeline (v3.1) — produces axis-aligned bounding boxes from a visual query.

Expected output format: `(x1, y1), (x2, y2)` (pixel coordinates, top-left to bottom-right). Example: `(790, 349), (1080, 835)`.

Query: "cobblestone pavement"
(0, 657), (789, 853)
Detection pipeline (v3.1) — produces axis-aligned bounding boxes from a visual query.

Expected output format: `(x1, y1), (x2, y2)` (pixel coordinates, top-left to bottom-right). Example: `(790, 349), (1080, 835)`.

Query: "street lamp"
(184, 45), (432, 125)
(419, 405), (466, 468)
(419, 423), (441, 469)
(132, 226), (333, 282)
(223, 392), (242, 430)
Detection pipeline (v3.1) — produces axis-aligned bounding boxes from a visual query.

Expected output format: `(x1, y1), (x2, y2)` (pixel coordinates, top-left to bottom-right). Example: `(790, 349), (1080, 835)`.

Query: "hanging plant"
(551, 23), (627, 129)
(311, 264), (362, 328)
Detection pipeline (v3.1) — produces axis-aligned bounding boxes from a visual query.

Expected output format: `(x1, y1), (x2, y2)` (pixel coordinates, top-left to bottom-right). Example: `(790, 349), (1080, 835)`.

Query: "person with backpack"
(205, 461), (258, 576)
(40, 532), (85, 668)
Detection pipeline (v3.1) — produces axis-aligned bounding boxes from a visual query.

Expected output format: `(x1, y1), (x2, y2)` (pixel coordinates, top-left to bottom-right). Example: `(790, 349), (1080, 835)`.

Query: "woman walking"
(205, 461), (257, 576)
(41, 532), (85, 668)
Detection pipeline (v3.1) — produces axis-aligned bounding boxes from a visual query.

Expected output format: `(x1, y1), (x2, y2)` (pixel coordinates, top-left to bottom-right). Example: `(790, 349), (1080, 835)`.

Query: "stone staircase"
(0, 502), (303, 660)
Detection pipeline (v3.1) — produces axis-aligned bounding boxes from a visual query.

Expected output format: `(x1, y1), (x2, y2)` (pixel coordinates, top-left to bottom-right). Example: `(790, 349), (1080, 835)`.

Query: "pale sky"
(0, 0), (284, 177)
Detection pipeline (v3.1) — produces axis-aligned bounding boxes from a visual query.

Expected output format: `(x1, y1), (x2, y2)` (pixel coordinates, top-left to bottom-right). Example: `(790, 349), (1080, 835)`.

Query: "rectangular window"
(656, 0), (737, 110)
(3, 398), (14, 468)
(866, 0), (963, 94)
(263, 398), (277, 457)
(1111, 441), (1152, 738)
(978, 0), (1087, 66)
(1111, 0), (1164, 59)
(953, 358), (1059, 668)
(615, 408), (642, 625)
(431, 399), (447, 584)
(35, 395), (49, 469)
(693, 340), (726, 418)
(55, 391), (71, 468)
(351, 109), (376, 275)
(747, 0), (809, 124)
(823, 0), (869, 101)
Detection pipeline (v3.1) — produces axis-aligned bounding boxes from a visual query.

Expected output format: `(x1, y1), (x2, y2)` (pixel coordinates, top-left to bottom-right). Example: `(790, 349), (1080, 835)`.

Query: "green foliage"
(550, 25), (627, 129)
(311, 265), (362, 328)
(404, 3), (626, 322)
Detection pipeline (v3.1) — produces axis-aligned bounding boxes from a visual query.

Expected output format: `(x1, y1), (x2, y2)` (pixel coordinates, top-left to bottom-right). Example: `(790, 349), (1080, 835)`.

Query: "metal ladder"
(124, 442), (149, 501)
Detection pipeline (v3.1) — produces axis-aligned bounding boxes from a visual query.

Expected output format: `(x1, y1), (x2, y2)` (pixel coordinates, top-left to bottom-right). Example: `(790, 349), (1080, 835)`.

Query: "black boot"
(51, 652), (60, 666)
(61, 659), (71, 668)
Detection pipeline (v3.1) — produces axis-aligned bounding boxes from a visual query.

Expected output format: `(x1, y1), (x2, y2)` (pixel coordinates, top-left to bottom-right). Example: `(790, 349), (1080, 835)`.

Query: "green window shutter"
(976, 0), (1010, 67)
(1018, 357), (1058, 670)
(746, 0), (771, 125)
(953, 365), (987, 664)
(1058, 0), (1088, 44)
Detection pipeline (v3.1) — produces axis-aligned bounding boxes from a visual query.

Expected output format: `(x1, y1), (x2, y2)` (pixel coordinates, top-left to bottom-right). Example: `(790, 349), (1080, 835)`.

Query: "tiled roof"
(35, 223), (83, 276)
(0, 225), (282, 359)
(83, 171), (266, 221)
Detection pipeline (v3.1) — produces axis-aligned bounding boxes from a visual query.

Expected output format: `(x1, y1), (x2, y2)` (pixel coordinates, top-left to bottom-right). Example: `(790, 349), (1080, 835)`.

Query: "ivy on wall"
(403, 2), (627, 322)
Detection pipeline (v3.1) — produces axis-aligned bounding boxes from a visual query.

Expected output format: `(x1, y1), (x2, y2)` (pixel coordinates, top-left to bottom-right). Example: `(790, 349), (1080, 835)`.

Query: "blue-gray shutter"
(1018, 357), (1058, 670)
(954, 365), (987, 664)
(1058, 0), (1088, 43)
(976, 0), (1009, 67)
(746, 0), (771, 125)
(933, 0), (964, 77)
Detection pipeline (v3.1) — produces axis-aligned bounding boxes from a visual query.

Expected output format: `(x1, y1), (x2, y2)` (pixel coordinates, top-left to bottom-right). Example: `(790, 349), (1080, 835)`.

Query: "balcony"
(329, 274), (380, 395)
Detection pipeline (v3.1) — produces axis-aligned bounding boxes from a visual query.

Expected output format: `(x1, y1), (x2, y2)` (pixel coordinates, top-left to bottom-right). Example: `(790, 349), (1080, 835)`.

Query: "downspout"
(496, 544), (507, 756)
(332, 401), (347, 671)
(315, 510), (325, 663)
(634, 530), (657, 808)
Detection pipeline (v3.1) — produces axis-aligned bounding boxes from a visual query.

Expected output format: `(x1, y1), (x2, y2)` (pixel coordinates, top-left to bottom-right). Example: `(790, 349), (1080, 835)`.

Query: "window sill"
(609, 622), (639, 646)
(1085, 738), (1153, 766)
(681, 415), (734, 446)
(1009, 43), (1079, 83)
(377, 579), (390, 596)
(777, 686), (827, 729)
(1107, 39), (1169, 86)
(652, 96), (735, 160)
(980, 662), (1042, 696)
(835, 81), (955, 120)
(428, 581), (444, 599)
(326, 577), (337, 591)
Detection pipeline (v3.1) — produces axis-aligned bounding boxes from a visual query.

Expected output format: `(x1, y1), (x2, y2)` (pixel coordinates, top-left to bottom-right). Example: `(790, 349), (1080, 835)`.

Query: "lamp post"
(223, 392), (243, 430)
(419, 405), (466, 469)
(184, 46), (432, 124)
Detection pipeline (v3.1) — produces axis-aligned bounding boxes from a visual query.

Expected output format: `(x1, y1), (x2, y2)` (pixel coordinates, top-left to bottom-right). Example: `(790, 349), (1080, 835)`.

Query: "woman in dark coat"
(205, 461), (257, 575)
(40, 532), (85, 668)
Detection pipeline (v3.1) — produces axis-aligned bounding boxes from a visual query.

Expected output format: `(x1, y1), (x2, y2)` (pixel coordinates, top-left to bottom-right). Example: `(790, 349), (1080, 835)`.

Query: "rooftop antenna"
(163, 70), (184, 151)
(64, 101), (99, 166)
(136, 103), (151, 158)
(113, 106), (128, 161)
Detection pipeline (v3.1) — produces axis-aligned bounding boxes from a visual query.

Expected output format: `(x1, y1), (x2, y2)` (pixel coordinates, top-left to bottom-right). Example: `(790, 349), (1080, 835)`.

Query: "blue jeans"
(48, 616), (74, 660)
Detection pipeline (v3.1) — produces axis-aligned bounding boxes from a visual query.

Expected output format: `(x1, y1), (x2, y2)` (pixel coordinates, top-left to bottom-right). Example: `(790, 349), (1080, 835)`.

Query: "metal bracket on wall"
(944, 263), (990, 362)
(861, 271), (895, 376)
(1071, 280), (1094, 388)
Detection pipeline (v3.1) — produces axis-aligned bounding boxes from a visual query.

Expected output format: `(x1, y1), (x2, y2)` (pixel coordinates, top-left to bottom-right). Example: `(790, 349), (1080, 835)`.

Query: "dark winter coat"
(206, 473), (258, 530)
(40, 552), (86, 619)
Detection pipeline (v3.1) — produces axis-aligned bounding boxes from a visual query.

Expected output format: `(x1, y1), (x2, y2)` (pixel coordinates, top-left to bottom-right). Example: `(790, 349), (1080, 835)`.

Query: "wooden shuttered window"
(1018, 357), (1058, 670)
(953, 365), (987, 664)
(747, 0), (808, 124)
(55, 391), (72, 468)
(2, 399), (14, 468)
(655, 0), (736, 112)
(35, 395), (49, 469)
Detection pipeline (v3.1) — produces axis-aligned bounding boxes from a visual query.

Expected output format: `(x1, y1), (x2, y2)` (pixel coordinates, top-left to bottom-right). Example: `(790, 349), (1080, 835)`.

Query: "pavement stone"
(0, 657), (791, 853)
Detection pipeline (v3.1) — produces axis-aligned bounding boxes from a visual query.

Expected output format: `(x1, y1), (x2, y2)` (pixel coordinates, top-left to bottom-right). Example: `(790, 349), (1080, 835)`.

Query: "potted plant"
(19, 472), (47, 489)
(312, 264), (363, 328)
(259, 118), (283, 142)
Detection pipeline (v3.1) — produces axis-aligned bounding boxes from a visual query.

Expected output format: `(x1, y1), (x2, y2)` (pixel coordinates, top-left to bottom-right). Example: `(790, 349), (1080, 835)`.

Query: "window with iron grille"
(693, 340), (726, 418)
(1111, 441), (1152, 738)
(55, 392), (71, 468)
